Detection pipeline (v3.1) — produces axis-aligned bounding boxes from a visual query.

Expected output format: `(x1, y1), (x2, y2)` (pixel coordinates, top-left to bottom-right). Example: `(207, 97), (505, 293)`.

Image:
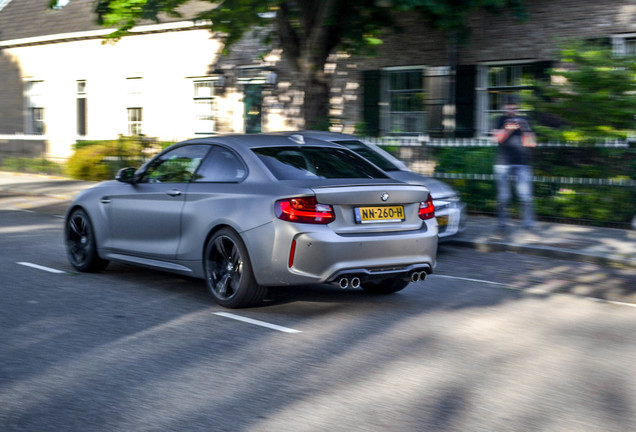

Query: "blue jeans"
(494, 164), (536, 228)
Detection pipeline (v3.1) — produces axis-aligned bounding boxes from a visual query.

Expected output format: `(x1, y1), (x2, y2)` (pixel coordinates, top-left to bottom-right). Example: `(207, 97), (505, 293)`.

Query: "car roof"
(277, 130), (357, 142)
(182, 133), (343, 150)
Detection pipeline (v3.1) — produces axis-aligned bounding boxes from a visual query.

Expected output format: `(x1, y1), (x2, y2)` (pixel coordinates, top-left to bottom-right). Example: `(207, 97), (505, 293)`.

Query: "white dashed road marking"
(430, 274), (508, 286)
(17, 262), (66, 274)
(214, 312), (302, 333)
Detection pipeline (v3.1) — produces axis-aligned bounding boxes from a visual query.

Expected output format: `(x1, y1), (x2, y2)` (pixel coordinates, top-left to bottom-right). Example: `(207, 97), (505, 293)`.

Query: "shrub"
(66, 137), (170, 181)
(65, 144), (116, 181)
(531, 40), (636, 144)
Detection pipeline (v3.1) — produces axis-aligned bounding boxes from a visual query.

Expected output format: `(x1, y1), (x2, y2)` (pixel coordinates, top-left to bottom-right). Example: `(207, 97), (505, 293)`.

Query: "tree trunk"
(303, 71), (330, 130)
(276, 0), (335, 130)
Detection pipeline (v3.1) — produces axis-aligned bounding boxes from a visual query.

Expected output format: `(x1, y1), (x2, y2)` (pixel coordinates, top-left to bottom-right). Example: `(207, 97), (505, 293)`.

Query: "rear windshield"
(333, 140), (400, 171)
(253, 146), (390, 180)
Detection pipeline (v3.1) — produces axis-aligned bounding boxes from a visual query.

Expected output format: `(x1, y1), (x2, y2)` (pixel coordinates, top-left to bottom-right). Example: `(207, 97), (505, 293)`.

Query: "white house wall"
(6, 27), (222, 160)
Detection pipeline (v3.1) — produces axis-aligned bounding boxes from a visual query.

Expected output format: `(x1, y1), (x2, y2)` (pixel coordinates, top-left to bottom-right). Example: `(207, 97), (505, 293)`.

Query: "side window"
(193, 146), (247, 182)
(140, 145), (210, 183)
(334, 140), (399, 171)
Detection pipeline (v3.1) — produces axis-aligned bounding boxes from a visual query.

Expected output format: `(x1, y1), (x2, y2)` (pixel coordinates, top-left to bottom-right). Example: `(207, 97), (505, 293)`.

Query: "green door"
(244, 84), (263, 133)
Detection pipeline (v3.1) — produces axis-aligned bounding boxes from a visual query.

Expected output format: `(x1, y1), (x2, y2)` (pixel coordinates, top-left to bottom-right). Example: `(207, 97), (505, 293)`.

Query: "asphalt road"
(1, 198), (635, 432)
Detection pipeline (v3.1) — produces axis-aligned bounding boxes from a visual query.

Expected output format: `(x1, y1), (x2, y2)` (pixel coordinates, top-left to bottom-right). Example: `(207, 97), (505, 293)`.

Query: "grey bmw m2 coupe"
(65, 134), (438, 308)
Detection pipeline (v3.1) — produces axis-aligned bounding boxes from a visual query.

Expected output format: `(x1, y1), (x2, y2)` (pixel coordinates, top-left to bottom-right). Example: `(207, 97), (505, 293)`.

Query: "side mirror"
(116, 167), (137, 184)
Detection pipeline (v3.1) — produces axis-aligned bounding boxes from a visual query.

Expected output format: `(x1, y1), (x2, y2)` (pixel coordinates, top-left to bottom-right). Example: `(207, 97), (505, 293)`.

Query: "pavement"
(1, 170), (635, 269)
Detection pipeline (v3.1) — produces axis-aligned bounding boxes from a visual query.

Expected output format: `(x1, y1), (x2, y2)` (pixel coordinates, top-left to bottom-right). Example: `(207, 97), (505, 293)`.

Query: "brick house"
(0, 0), (634, 160)
(348, 0), (636, 138)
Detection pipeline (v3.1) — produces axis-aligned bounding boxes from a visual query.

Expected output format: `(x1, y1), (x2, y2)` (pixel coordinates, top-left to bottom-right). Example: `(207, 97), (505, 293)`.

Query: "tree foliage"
(531, 40), (636, 143)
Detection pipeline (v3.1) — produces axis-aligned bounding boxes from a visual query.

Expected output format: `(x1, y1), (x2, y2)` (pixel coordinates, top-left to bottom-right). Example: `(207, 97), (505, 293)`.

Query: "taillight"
(418, 194), (435, 220)
(275, 196), (335, 224)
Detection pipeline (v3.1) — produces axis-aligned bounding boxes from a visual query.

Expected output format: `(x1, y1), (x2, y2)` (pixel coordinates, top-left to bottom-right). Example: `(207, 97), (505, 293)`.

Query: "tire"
(204, 228), (266, 308)
(361, 277), (409, 295)
(65, 208), (109, 272)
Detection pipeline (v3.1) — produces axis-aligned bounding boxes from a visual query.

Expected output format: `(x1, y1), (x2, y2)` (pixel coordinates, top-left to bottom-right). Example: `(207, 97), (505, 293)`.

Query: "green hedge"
(429, 146), (636, 227)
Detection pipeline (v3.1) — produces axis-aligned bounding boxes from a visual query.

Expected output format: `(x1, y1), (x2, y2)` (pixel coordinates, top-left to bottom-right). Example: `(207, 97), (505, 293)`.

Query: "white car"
(285, 131), (467, 239)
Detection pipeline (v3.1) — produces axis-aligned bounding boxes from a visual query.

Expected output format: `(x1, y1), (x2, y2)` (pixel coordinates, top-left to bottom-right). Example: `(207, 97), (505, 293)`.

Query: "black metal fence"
(368, 137), (636, 229)
(2, 135), (635, 228)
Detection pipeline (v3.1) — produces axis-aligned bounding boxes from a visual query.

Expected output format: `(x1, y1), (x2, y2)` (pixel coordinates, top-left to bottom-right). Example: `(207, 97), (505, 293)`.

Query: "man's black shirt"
(495, 115), (532, 165)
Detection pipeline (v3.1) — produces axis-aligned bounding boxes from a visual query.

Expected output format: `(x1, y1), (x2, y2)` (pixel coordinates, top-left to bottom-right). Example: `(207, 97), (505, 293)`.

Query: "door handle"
(101, 197), (111, 204)
(167, 189), (182, 197)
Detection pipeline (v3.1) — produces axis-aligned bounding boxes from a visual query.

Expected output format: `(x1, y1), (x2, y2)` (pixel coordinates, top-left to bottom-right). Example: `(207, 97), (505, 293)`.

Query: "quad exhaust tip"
(332, 270), (428, 289)
(336, 270), (428, 289)
(409, 271), (428, 282)
(337, 276), (361, 289)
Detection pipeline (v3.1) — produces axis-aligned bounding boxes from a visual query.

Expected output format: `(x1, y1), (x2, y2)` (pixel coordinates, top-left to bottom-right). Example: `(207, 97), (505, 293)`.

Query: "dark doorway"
(244, 84), (263, 133)
(77, 98), (87, 136)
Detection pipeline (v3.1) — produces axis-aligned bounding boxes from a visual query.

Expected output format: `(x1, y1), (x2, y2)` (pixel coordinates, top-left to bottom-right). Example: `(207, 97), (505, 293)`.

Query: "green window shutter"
(455, 65), (476, 138)
(363, 70), (381, 137)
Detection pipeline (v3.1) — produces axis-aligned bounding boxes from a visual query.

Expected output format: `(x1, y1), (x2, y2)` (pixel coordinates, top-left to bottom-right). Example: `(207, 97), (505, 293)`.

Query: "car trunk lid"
(311, 184), (432, 234)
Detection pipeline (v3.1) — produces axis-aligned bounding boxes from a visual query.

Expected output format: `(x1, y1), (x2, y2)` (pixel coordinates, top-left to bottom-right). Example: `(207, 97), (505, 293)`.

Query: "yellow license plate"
(355, 206), (405, 223)
(437, 215), (449, 226)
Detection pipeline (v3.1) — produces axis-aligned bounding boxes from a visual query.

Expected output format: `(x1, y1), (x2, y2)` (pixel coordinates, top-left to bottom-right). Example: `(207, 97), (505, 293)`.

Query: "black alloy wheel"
(65, 208), (109, 272)
(204, 228), (266, 308)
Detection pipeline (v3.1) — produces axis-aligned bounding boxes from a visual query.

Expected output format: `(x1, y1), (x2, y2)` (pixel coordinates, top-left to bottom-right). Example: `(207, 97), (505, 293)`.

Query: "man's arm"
(492, 119), (519, 144)
(519, 118), (536, 147)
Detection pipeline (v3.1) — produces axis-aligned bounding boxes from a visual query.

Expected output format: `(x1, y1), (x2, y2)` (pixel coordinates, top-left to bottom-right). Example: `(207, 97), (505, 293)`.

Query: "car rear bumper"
(244, 220), (438, 287)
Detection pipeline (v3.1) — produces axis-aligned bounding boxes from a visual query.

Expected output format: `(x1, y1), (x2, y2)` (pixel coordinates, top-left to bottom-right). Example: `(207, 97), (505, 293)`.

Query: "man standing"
(492, 95), (537, 235)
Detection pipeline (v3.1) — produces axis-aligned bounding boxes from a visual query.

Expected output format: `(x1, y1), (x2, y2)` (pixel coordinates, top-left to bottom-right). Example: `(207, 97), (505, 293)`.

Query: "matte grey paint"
(66, 134), (438, 288)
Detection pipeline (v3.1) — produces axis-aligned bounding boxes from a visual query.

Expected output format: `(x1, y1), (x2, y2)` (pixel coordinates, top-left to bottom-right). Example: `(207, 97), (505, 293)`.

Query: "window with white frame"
(613, 34), (636, 56)
(193, 79), (216, 134)
(126, 77), (143, 136)
(127, 108), (142, 136)
(25, 80), (45, 135)
(476, 62), (535, 136)
(386, 68), (426, 135)
(371, 67), (451, 136)
(31, 108), (45, 135)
